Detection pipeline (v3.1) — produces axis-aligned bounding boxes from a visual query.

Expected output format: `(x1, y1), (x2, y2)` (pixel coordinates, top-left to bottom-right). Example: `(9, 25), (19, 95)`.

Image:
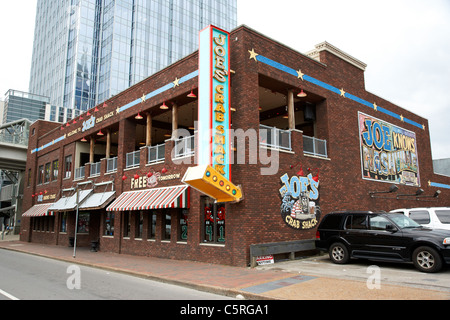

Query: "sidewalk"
(0, 238), (449, 300)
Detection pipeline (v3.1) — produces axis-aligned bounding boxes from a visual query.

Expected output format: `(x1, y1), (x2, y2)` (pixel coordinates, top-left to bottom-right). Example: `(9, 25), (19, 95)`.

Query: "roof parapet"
(306, 41), (367, 71)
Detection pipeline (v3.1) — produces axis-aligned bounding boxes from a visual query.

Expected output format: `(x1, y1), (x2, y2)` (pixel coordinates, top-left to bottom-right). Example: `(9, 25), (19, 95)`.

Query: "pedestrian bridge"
(0, 119), (30, 172)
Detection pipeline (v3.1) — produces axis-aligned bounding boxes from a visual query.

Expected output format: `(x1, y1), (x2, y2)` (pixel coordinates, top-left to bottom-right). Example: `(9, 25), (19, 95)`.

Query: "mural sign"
(279, 172), (321, 230)
(359, 112), (420, 187)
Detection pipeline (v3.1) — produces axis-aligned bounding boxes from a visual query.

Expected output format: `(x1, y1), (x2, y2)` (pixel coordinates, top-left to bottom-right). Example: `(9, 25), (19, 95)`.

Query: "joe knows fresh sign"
(359, 112), (420, 187)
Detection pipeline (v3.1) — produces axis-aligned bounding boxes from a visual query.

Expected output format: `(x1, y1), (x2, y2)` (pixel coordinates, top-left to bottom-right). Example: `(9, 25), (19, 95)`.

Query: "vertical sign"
(198, 25), (231, 180)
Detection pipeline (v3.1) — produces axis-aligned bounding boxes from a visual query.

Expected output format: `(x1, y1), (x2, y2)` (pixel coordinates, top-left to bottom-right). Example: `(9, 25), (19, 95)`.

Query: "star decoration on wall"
(340, 88), (346, 98)
(141, 94), (147, 103)
(400, 115), (404, 122)
(248, 49), (259, 61)
(173, 77), (180, 87)
(116, 107), (120, 115)
(297, 69), (304, 81)
(422, 124), (426, 130)
(373, 103), (378, 111)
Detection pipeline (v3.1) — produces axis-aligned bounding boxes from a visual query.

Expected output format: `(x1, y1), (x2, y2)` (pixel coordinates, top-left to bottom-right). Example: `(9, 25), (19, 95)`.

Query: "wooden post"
(288, 90), (295, 130)
(146, 113), (152, 147)
(106, 129), (111, 159)
(172, 103), (178, 139)
(89, 138), (95, 164)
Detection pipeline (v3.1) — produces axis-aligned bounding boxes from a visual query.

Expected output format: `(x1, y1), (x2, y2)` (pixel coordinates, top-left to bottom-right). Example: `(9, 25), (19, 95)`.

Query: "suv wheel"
(329, 243), (350, 264)
(412, 246), (443, 273)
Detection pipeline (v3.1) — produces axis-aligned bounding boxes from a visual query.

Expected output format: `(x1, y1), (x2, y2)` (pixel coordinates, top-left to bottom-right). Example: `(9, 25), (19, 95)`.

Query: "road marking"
(0, 288), (19, 300)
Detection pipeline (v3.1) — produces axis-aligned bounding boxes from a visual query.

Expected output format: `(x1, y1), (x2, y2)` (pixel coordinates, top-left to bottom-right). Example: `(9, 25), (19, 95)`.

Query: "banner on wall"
(358, 112), (420, 187)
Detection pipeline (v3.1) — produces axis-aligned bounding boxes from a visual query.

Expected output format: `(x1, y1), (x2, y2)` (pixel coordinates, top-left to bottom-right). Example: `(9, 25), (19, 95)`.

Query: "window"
(60, 212), (68, 233)
(164, 212), (171, 240)
(104, 212), (115, 236)
(345, 214), (367, 230)
(369, 215), (391, 230)
(147, 212), (156, 240)
(64, 155), (72, 179)
(44, 163), (51, 183)
(38, 165), (44, 185)
(123, 212), (131, 238)
(410, 211), (431, 224)
(77, 213), (90, 234)
(202, 197), (226, 244)
(178, 210), (188, 241)
(135, 211), (143, 239)
(436, 210), (450, 224)
(52, 160), (59, 181)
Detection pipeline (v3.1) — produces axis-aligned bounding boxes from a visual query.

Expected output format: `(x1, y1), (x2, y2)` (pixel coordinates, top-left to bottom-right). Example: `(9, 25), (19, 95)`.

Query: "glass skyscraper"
(29, 0), (237, 118)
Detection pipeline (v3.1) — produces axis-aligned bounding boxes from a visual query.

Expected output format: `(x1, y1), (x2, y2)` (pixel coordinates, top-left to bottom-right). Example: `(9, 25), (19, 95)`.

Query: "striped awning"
(22, 203), (54, 217)
(106, 185), (190, 212)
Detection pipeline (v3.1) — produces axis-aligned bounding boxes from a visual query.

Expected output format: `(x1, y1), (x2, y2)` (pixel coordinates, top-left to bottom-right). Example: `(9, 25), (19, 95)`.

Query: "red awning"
(22, 204), (54, 217)
(106, 185), (190, 212)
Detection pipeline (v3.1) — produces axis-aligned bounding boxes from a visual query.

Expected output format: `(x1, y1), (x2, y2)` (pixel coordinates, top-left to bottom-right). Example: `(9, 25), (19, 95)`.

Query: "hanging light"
(147, 171), (153, 178)
(297, 89), (307, 98)
(134, 174), (140, 180)
(135, 113), (143, 120)
(73, 119), (77, 124)
(87, 111), (91, 116)
(66, 122), (70, 127)
(94, 106), (99, 112)
(122, 175), (127, 181)
(187, 90), (197, 98)
(160, 102), (169, 110)
(161, 167), (168, 174)
(103, 102), (108, 108)
(97, 130), (104, 136)
(81, 137), (87, 142)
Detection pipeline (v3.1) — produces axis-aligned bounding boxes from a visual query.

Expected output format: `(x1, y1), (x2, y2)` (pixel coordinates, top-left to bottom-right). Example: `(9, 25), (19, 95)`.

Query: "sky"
(0, 0), (449, 159)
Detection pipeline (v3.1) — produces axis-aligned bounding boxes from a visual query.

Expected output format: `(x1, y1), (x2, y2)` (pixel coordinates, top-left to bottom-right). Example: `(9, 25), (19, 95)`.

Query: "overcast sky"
(0, 0), (449, 159)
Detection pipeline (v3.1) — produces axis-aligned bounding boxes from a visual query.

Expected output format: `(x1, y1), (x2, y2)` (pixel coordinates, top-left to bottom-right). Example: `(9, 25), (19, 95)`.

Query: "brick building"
(21, 25), (450, 267)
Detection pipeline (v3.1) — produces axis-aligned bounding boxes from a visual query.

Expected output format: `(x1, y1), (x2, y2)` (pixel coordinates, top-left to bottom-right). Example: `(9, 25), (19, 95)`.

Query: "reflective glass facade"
(3, 90), (50, 124)
(29, 0), (237, 116)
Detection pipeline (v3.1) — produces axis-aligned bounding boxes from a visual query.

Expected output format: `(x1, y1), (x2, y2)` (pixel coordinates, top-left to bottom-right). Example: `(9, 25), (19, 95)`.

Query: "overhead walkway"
(0, 119), (30, 171)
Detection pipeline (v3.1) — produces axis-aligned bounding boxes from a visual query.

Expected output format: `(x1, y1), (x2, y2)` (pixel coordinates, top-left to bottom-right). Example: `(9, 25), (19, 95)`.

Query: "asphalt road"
(0, 250), (234, 300)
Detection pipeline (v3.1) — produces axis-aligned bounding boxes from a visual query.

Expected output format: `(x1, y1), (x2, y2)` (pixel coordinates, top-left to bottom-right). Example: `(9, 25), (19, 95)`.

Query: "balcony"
(106, 157), (118, 173)
(74, 166), (85, 181)
(90, 162), (101, 177)
(303, 135), (328, 158)
(148, 143), (165, 164)
(259, 125), (292, 152)
(126, 150), (140, 169)
(173, 135), (195, 159)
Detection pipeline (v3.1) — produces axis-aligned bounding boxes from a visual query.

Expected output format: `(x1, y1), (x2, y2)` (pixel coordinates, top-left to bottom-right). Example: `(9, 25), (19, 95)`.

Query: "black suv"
(315, 211), (450, 273)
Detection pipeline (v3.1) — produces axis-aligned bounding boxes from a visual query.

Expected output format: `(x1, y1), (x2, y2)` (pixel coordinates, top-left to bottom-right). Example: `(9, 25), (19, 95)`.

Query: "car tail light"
(316, 231), (321, 240)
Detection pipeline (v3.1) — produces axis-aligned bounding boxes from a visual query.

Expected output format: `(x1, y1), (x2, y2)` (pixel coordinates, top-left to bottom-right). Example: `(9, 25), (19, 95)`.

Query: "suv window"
(344, 214), (367, 230)
(410, 210), (431, 224)
(436, 210), (450, 224)
(369, 215), (391, 230)
(320, 214), (343, 229)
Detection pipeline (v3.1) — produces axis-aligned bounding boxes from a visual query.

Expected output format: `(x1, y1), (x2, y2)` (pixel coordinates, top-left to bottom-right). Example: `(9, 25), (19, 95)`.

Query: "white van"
(390, 207), (450, 231)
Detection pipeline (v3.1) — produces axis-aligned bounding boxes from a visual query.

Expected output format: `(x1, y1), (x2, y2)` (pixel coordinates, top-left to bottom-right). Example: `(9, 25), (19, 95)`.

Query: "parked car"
(390, 207), (450, 231)
(315, 211), (450, 273)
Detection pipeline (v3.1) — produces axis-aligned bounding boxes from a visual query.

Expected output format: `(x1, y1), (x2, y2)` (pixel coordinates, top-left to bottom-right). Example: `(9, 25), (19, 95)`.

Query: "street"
(0, 250), (233, 300)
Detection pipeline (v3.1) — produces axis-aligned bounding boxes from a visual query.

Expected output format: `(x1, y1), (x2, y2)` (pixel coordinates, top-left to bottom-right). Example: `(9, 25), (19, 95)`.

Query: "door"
(342, 214), (369, 254)
(365, 215), (406, 261)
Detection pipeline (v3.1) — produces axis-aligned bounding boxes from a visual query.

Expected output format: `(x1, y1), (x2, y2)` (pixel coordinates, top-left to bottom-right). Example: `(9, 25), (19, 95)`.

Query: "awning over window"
(106, 185), (190, 212)
(22, 204), (54, 217)
(80, 191), (116, 211)
(48, 189), (93, 213)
